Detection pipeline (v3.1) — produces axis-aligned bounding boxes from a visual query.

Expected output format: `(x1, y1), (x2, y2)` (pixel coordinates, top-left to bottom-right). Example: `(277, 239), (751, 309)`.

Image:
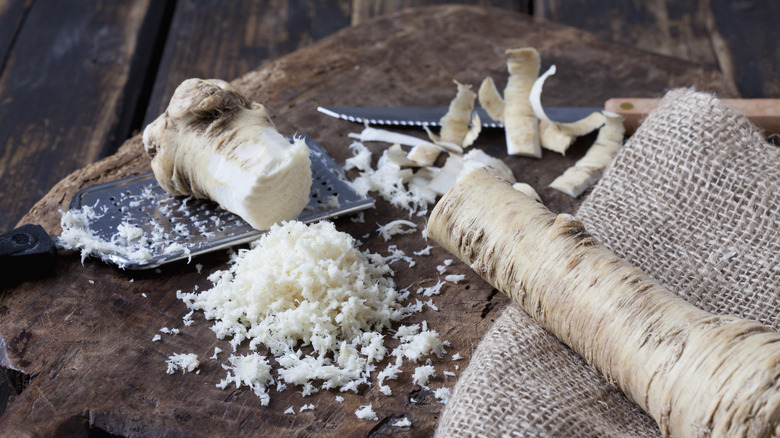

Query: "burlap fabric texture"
(435, 88), (780, 437)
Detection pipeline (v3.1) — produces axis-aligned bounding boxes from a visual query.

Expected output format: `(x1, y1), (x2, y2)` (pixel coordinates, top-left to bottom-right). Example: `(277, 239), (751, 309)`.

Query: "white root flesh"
(428, 169), (780, 438)
(462, 112), (482, 148)
(539, 119), (576, 155)
(557, 111), (607, 137)
(439, 81), (477, 146)
(511, 182), (541, 202)
(529, 64), (557, 124)
(427, 149), (515, 196)
(386, 144), (423, 167)
(414, 127), (447, 166)
(350, 127), (461, 155)
(503, 48), (541, 158)
(377, 219), (417, 242)
(458, 149), (514, 184)
(478, 76), (505, 122)
(549, 111), (624, 197)
(422, 125), (464, 155)
(410, 81), (476, 166)
(539, 113), (606, 155)
(427, 155), (463, 196)
(530, 64), (606, 154)
(142, 78), (311, 230)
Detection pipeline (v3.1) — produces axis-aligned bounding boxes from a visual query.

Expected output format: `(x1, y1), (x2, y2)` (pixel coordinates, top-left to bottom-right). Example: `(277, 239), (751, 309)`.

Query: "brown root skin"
(142, 78), (312, 230)
(143, 78), (269, 196)
(503, 48), (541, 158)
(428, 169), (780, 438)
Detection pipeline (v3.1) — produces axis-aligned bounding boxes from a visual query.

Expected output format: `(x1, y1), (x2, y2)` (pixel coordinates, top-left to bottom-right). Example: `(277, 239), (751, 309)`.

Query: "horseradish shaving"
(166, 353), (199, 374)
(58, 205), (155, 266)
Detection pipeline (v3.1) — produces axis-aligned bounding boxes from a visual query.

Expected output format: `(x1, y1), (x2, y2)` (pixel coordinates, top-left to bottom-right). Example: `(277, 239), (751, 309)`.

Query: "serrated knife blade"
(317, 106), (602, 128)
(318, 98), (780, 134)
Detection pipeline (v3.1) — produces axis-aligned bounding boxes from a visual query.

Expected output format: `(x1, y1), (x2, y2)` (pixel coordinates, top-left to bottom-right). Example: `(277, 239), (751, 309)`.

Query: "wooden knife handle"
(605, 97), (780, 134)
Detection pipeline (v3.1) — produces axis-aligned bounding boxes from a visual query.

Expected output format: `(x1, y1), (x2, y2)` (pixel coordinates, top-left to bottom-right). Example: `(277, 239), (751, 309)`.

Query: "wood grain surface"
(349, 0), (529, 24)
(537, 0), (780, 99)
(0, 0), (171, 232)
(1, 0), (778, 240)
(0, 0), (29, 68)
(0, 5), (741, 438)
(142, 0), (353, 128)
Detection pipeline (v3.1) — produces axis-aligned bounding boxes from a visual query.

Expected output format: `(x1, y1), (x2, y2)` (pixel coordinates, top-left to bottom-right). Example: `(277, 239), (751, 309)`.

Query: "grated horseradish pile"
(175, 220), (449, 407)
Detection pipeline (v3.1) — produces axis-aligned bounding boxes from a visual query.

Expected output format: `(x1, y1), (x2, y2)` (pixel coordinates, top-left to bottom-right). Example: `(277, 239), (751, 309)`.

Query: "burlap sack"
(436, 88), (780, 437)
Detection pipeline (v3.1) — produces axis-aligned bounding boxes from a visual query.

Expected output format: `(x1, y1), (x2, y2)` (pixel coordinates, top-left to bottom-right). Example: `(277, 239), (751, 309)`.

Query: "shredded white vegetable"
(175, 220), (449, 405)
(355, 404), (378, 420)
(434, 387), (452, 404)
(166, 353), (199, 375)
(377, 219), (418, 241)
(413, 365), (436, 388)
(392, 417), (412, 427)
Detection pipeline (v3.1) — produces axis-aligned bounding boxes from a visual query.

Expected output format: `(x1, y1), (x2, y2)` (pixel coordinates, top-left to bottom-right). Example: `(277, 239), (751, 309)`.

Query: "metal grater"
(68, 135), (373, 269)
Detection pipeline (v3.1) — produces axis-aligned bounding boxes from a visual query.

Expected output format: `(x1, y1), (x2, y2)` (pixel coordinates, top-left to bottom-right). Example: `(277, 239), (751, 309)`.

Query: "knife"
(318, 98), (780, 134)
(317, 106), (599, 128)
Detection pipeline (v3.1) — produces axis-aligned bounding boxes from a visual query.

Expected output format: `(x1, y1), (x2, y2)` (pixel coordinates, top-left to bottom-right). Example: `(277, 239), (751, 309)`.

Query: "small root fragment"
(411, 80), (476, 165)
(478, 76), (505, 122)
(503, 48), (541, 158)
(549, 111), (624, 197)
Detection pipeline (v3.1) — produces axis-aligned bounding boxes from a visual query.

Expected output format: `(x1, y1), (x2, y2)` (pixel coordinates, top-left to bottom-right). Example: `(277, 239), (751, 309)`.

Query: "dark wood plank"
(3, 5), (738, 437)
(535, 0), (720, 64)
(535, 0), (780, 98)
(0, 0), (31, 71)
(0, 0), (171, 232)
(142, 0), (352, 127)
(709, 0), (780, 98)
(350, 0), (530, 24)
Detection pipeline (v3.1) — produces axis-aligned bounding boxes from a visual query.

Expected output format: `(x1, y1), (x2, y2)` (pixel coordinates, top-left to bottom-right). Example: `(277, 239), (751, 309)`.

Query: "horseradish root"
(409, 80), (477, 166)
(549, 111), (624, 197)
(479, 48), (550, 157)
(478, 76), (504, 122)
(530, 65), (606, 154)
(438, 81), (477, 147)
(143, 78), (312, 230)
(481, 49), (608, 156)
(428, 170), (780, 438)
(498, 48), (542, 157)
(511, 182), (541, 202)
(538, 112), (606, 155)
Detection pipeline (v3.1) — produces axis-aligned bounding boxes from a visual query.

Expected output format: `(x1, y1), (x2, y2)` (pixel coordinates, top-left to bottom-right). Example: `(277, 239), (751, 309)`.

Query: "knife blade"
(318, 98), (780, 134)
(317, 106), (601, 128)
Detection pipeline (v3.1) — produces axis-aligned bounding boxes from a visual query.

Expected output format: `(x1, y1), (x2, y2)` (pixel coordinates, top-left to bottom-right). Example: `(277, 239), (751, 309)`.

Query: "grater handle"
(0, 224), (57, 284)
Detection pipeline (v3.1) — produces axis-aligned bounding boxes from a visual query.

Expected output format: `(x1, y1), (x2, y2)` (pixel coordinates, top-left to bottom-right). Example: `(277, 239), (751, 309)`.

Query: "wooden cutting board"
(0, 5), (737, 437)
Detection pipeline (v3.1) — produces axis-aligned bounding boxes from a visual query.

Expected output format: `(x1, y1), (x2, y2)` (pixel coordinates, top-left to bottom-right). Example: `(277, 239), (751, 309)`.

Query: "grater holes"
(68, 135), (370, 268)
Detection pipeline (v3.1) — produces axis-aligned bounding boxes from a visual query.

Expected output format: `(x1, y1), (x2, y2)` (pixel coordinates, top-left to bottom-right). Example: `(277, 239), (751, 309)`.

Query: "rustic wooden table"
(0, 1), (775, 436)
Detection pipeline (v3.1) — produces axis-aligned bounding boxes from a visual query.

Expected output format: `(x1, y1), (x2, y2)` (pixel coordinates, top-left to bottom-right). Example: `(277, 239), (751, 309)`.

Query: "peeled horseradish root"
(142, 78), (312, 230)
(428, 170), (780, 438)
(479, 48), (541, 158)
